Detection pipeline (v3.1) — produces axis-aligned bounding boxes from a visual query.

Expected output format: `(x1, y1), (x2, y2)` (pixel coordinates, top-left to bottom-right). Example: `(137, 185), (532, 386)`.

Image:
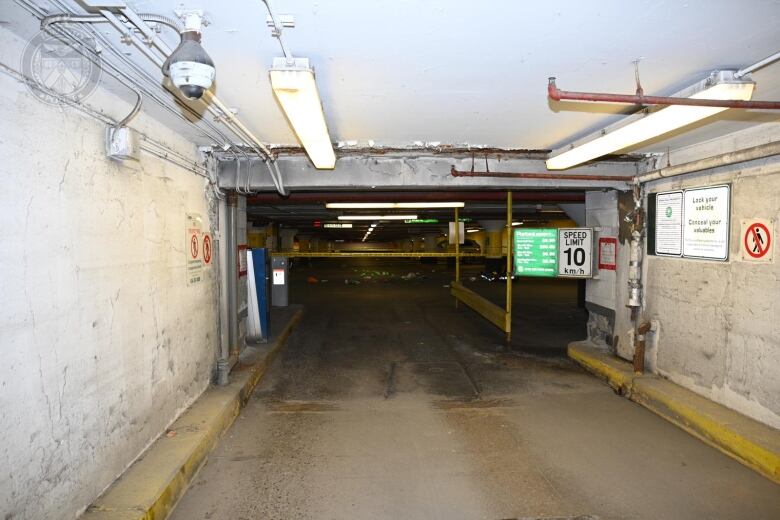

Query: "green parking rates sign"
(513, 228), (558, 277)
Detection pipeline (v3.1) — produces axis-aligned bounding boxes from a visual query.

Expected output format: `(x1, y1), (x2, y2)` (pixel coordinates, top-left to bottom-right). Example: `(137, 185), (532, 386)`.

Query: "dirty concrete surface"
(170, 259), (780, 520)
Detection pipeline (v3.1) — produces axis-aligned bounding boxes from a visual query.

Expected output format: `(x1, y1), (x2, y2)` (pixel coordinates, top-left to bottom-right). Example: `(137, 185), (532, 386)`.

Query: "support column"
(480, 219), (505, 273)
(297, 234), (312, 253)
(506, 191), (513, 344)
(279, 229), (298, 252)
(455, 207), (460, 284)
(423, 233), (439, 253)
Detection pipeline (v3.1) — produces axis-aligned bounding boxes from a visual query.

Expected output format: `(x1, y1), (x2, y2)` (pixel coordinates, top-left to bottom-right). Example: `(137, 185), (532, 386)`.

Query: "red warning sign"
(741, 219), (773, 262)
(190, 234), (199, 259)
(598, 237), (617, 270)
(202, 234), (212, 264)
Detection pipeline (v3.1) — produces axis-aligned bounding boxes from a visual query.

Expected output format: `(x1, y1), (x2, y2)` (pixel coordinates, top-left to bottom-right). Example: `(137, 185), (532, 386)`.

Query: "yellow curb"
(632, 377), (780, 485)
(81, 308), (303, 520)
(567, 341), (634, 394)
(568, 341), (780, 486)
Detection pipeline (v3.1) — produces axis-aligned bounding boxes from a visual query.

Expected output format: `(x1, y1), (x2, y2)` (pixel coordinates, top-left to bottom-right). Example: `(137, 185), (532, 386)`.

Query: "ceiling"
(5, 0), (780, 157)
(244, 191), (581, 241)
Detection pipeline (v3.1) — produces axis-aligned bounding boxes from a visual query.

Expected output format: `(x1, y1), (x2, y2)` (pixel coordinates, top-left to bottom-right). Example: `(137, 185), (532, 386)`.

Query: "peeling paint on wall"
(644, 162), (780, 430)
(0, 32), (217, 519)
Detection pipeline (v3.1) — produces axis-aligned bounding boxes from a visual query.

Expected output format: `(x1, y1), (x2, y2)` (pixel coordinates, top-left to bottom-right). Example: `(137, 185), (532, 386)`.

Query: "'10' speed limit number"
(558, 228), (593, 278)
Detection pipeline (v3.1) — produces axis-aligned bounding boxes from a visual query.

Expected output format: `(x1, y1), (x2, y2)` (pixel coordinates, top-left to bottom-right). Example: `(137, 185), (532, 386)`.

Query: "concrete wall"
(0, 27), (217, 519)
(642, 149), (780, 429)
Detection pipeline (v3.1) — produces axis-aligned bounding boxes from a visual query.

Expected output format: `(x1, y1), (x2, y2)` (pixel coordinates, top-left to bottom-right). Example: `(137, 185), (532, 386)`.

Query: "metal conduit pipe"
(117, 7), (275, 160)
(736, 49), (780, 78)
(548, 77), (780, 110)
(42, 9), (238, 148)
(137, 13), (182, 32)
(246, 191), (586, 204)
(635, 140), (780, 183)
(451, 166), (635, 182)
(113, 89), (142, 128)
(105, 6), (285, 193)
(37, 1), (271, 183)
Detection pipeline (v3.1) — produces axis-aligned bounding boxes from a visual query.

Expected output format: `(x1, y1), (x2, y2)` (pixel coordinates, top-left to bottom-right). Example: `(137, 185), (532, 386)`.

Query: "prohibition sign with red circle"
(190, 234), (199, 259)
(744, 222), (771, 259)
(202, 235), (212, 264)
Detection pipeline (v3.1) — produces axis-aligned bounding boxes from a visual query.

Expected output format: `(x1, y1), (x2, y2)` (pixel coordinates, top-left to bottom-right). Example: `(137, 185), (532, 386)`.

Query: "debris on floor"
(480, 271), (517, 282)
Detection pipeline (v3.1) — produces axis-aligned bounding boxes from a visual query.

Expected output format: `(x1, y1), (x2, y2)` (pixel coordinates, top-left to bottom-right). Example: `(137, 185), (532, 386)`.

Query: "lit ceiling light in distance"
(326, 202), (464, 209)
(546, 71), (755, 170)
(323, 223), (352, 228)
(269, 57), (335, 169)
(337, 215), (417, 221)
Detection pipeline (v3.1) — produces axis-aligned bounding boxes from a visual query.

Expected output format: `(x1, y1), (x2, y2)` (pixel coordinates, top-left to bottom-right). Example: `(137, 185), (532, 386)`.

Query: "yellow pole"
(454, 207), (460, 310)
(506, 191), (512, 343)
(455, 207), (460, 283)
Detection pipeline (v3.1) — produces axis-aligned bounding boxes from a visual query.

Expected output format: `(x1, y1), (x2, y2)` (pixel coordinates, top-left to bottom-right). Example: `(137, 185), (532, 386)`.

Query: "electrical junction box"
(106, 126), (140, 161)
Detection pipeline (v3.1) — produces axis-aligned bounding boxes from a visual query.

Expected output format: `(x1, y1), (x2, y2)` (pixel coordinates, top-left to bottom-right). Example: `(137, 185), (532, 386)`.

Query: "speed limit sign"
(558, 228), (593, 278)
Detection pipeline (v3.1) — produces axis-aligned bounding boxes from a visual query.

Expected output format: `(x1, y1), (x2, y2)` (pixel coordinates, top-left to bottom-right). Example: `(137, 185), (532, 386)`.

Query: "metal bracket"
(266, 14), (295, 28)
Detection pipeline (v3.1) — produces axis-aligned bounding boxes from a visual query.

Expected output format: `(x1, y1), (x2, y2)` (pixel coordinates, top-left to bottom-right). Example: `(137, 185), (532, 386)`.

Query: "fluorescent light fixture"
(323, 223), (352, 228)
(546, 71), (755, 170)
(326, 202), (464, 209)
(269, 57), (335, 169)
(512, 222), (523, 226)
(466, 228), (480, 233)
(338, 215), (417, 221)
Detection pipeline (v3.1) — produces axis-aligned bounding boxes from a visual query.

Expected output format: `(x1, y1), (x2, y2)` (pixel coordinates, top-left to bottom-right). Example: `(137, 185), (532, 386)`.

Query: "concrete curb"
(81, 308), (303, 520)
(568, 341), (780, 486)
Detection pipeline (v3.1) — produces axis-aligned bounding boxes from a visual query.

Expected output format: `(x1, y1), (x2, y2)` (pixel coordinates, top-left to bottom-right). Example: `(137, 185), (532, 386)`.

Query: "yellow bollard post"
(455, 206), (460, 309)
(506, 191), (512, 344)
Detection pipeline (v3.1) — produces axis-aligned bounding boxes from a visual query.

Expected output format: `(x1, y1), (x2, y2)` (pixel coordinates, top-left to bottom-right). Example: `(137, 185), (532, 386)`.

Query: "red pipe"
(247, 190), (585, 204)
(548, 77), (780, 110)
(450, 166), (634, 182)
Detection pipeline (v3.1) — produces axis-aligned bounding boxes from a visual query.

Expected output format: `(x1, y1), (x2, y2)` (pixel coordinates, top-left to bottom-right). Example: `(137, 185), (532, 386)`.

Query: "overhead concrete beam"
(218, 153), (636, 192)
(559, 203), (586, 226)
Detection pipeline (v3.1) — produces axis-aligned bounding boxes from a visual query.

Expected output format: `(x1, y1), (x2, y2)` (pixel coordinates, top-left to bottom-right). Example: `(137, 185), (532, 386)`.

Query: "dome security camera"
(163, 11), (215, 100)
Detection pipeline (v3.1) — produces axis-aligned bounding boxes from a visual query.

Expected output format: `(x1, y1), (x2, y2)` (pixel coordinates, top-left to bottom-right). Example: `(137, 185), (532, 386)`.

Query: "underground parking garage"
(2, 1), (780, 519)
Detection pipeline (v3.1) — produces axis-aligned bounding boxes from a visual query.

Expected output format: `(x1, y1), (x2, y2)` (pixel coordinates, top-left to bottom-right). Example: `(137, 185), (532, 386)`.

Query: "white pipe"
(736, 50), (780, 78)
(636, 140), (780, 183)
(118, 7), (275, 159)
(37, 3), (284, 193)
(112, 6), (285, 193)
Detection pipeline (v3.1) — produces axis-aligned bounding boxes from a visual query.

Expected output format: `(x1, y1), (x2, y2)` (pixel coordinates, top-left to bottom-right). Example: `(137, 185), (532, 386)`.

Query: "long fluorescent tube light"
(269, 57), (336, 169)
(338, 215), (417, 221)
(546, 71), (755, 170)
(326, 202), (464, 209)
(323, 223), (352, 228)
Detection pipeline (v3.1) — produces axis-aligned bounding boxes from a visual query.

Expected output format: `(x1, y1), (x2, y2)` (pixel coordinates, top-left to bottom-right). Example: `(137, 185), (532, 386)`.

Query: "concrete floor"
(171, 260), (780, 520)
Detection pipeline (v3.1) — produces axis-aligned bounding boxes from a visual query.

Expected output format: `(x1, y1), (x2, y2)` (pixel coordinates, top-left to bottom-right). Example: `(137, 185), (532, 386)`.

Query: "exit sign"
(513, 228), (558, 277)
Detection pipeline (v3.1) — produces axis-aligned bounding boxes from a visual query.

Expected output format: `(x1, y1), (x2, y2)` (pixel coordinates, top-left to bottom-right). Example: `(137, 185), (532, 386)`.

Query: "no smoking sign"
(741, 219), (773, 262)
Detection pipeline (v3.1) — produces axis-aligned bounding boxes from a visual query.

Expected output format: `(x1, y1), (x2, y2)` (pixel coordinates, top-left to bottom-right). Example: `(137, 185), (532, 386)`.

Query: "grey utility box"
(271, 256), (289, 307)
